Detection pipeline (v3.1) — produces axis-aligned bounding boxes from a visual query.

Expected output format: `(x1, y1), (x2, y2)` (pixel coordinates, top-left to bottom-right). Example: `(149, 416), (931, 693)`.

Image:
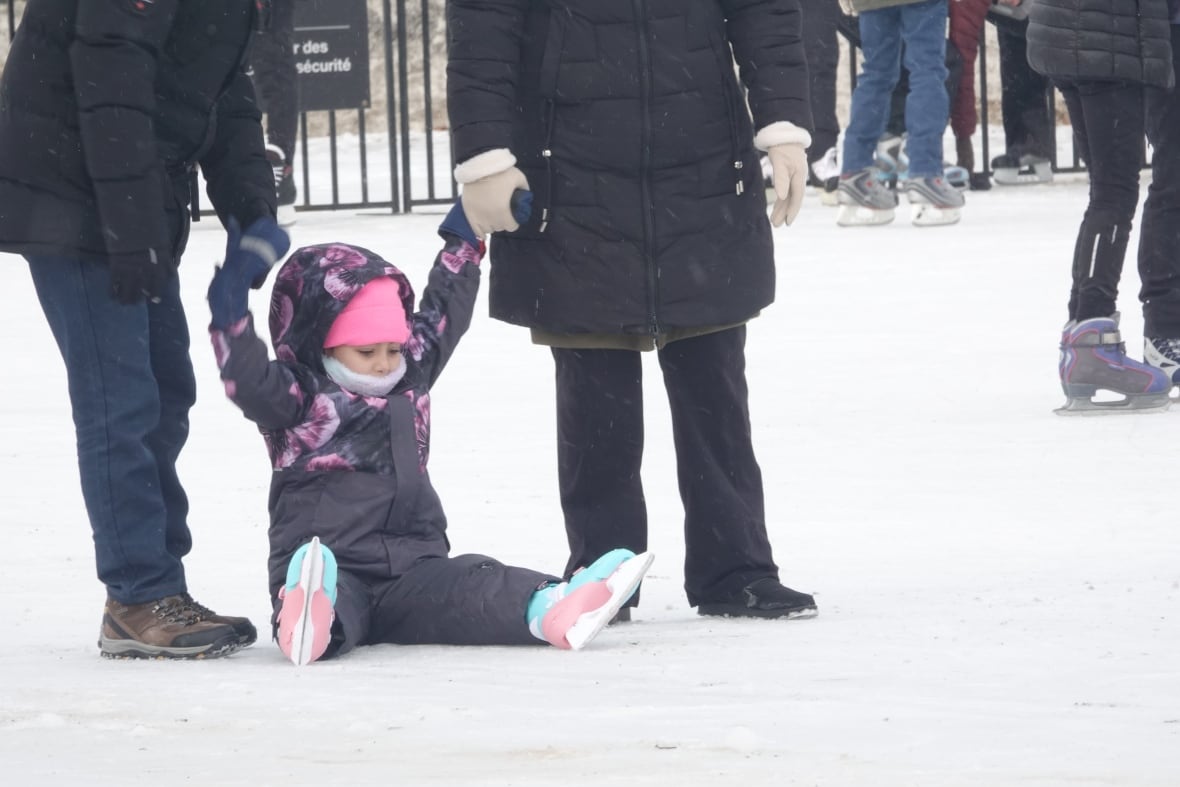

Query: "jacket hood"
(269, 243), (415, 371)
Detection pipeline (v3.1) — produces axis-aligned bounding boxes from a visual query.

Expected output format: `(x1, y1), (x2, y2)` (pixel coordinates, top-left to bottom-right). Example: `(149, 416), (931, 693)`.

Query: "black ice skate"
(1056, 317), (1171, 415)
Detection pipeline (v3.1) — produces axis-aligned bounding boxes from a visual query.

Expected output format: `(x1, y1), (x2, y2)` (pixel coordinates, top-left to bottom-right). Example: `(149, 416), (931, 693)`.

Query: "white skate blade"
(910, 203), (961, 227)
(290, 538), (326, 666)
(817, 187), (839, 207)
(1054, 392), (1171, 416)
(564, 551), (655, 651)
(836, 203), (894, 226)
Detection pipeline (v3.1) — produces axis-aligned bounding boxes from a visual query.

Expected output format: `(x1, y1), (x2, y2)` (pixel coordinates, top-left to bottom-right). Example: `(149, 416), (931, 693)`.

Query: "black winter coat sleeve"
(724, 0), (814, 132)
(445, 0), (527, 163)
(69, 0), (178, 261)
(200, 70), (278, 230)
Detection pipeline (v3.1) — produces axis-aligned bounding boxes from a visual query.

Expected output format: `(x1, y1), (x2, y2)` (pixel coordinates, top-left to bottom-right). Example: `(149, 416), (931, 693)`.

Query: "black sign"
(292, 0), (370, 111)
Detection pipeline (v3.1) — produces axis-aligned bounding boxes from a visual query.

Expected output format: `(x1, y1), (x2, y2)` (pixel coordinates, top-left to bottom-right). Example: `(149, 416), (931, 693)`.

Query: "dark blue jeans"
(842, 0), (949, 177)
(26, 256), (195, 605)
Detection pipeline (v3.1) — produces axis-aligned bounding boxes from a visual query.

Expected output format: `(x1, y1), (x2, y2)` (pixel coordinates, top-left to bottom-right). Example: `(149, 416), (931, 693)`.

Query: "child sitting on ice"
(206, 200), (653, 665)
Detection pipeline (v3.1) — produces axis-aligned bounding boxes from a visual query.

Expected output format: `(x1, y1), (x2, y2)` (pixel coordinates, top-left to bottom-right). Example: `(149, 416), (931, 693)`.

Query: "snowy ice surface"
(2, 154), (1179, 786)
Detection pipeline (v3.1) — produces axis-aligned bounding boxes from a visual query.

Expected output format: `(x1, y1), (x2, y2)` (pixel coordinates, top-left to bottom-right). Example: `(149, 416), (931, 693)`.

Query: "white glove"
(454, 148), (530, 237)
(767, 143), (807, 227)
(838, 0), (858, 16)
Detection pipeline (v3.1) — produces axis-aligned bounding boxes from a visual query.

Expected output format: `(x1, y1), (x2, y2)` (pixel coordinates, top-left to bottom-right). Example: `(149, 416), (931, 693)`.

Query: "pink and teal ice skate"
(276, 537), (338, 666)
(527, 548), (654, 650)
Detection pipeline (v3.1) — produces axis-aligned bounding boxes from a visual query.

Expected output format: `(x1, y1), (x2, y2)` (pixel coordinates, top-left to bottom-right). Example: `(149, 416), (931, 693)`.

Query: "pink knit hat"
(323, 277), (410, 348)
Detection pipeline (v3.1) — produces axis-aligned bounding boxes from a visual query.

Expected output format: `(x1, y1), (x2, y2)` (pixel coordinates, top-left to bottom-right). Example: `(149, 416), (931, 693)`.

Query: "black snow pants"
(552, 325), (780, 609)
(317, 554), (557, 658)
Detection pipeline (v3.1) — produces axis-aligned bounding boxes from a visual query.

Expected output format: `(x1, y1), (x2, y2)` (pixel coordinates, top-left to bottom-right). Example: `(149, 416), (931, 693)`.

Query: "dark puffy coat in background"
(446, 0), (812, 337)
(0, 0), (275, 265)
(1027, 0), (1175, 88)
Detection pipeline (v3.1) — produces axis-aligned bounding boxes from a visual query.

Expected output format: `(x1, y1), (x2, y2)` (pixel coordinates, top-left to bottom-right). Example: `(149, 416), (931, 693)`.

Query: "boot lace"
(152, 596), (203, 625)
(178, 592), (219, 622)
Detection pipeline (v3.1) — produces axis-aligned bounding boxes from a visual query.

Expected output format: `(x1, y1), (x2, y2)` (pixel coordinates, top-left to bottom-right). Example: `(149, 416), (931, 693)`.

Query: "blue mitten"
(438, 189), (532, 246)
(208, 216), (290, 329)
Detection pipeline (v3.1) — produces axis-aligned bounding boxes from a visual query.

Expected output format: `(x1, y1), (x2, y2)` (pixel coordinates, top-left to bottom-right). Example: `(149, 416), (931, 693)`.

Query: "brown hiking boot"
(180, 593), (258, 648)
(99, 595), (240, 660)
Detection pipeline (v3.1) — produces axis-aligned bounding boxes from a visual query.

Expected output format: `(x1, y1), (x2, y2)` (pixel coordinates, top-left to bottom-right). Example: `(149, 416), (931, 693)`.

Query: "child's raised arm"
(208, 218), (308, 431)
(411, 192), (530, 387)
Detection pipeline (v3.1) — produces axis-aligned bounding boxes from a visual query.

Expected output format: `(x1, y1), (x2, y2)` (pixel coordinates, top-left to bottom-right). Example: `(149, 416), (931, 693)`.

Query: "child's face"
(326, 342), (403, 376)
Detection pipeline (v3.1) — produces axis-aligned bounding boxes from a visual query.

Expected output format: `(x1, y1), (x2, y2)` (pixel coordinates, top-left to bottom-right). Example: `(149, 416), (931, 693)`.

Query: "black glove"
(208, 216), (290, 329)
(109, 249), (171, 305)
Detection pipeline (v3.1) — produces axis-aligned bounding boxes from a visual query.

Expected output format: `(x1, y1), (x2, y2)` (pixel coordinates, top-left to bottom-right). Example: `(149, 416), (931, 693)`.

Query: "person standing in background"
(1027, 0), (1179, 413)
(250, 0), (301, 226)
(0, 0), (288, 658)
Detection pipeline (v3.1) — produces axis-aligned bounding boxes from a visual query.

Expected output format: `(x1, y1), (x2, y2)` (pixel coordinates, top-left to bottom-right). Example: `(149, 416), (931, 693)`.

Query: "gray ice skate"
(836, 167), (897, 226)
(1056, 317), (1172, 415)
(901, 175), (964, 227)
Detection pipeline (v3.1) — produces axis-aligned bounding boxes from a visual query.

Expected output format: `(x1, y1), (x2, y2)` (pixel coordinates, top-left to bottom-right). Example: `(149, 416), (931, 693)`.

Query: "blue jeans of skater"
(25, 256), (195, 605)
(842, 0), (949, 177)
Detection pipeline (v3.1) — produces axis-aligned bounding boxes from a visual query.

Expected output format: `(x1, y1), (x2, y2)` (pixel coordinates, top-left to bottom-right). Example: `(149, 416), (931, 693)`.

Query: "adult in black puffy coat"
(446, 0), (819, 619)
(0, 0), (286, 658)
(1026, 0), (1180, 414)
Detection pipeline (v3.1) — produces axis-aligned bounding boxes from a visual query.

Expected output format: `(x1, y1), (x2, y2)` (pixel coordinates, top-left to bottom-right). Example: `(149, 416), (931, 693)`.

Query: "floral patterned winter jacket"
(211, 237), (483, 597)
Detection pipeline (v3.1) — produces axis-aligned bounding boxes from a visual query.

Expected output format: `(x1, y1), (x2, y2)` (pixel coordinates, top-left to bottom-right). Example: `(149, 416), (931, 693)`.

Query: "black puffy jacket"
(1027, 0), (1175, 88)
(0, 0), (275, 265)
(446, 0), (812, 337)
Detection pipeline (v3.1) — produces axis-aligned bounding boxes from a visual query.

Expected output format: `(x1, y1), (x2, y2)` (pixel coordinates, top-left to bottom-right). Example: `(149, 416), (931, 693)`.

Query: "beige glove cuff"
(454, 148), (517, 184)
(753, 122), (812, 152)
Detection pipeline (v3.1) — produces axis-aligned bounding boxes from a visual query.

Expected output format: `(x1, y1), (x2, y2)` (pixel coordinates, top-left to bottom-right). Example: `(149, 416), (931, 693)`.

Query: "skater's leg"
(842, 7), (904, 173)
(370, 554), (556, 646)
(897, 0), (949, 178)
(25, 255), (188, 604)
(802, 0), (843, 164)
(657, 327), (779, 605)
(552, 348), (647, 585)
(1139, 26), (1180, 341)
(1059, 81), (1143, 322)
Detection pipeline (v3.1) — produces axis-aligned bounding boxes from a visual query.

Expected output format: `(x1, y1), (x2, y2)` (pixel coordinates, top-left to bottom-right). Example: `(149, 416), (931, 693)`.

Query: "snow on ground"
(2, 170), (1179, 786)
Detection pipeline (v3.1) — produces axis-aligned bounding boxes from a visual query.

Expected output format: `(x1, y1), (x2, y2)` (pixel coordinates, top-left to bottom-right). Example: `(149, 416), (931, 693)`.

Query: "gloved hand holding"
(767, 142), (808, 227)
(109, 248), (171, 305)
(461, 166), (530, 236)
(440, 189), (533, 246)
(208, 216), (290, 330)
(454, 148), (531, 237)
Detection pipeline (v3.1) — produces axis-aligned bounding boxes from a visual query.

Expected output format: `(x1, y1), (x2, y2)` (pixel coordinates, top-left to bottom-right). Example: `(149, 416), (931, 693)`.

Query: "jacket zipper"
(540, 99), (555, 232)
(711, 29), (744, 195)
(633, 0), (660, 337)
